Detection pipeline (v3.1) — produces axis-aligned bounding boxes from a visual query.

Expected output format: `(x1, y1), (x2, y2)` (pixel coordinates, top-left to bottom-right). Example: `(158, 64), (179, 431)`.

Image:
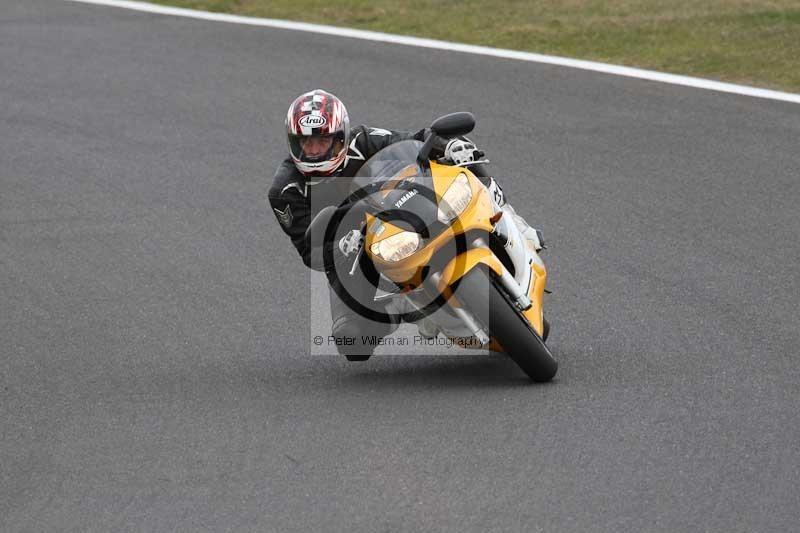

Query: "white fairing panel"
(491, 197), (537, 295)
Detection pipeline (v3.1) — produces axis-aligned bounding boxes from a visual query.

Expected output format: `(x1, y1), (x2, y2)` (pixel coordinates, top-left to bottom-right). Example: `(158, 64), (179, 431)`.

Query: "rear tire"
(455, 267), (557, 382)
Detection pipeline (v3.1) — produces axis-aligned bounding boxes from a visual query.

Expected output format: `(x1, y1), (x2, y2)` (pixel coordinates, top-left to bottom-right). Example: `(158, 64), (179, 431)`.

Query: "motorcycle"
(306, 112), (557, 382)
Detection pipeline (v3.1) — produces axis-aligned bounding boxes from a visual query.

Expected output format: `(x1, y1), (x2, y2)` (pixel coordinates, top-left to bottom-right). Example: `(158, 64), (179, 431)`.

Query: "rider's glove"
(338, 229), (363, 257)
(444, 137), (484, 166)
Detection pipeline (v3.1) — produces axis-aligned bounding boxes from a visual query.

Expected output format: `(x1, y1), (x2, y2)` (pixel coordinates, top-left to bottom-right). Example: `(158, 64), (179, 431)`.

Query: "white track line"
(65, 0), (800, 105)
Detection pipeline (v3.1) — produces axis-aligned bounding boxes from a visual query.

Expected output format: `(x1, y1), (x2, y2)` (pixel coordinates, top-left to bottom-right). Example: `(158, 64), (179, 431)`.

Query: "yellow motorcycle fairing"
(363, 160), (547, 340)
(364, 162), (494, 280)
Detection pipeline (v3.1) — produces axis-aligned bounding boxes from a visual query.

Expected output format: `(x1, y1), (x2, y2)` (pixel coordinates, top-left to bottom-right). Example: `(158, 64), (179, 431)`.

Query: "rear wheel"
(455, 267), (557, 382)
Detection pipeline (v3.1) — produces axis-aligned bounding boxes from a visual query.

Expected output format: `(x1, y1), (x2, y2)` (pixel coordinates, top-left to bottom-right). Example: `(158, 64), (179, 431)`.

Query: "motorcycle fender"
(436, 248), (503, 299)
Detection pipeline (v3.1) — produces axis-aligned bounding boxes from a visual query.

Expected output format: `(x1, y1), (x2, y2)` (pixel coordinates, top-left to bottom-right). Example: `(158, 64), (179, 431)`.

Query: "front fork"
(432, 236), (538, 346)
(428, 270), (491, 346)
(479, 236), (532, 312)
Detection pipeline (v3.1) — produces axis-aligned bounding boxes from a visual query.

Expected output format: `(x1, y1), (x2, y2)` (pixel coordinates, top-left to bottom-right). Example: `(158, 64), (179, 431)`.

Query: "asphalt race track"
(2, 1), (799, 531)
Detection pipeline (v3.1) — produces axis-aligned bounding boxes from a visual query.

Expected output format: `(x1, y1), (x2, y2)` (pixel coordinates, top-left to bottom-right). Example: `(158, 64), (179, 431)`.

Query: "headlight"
(370, 231), (421, 262)
(437, 173), (473, 223)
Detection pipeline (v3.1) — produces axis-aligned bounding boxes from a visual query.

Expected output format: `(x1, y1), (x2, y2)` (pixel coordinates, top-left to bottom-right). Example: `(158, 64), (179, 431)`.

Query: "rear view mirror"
(430, 112), (475, 138)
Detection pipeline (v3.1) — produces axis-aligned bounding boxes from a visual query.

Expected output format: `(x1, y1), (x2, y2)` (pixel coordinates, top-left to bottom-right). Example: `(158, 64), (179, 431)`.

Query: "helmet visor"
(288, 132), (345, 163)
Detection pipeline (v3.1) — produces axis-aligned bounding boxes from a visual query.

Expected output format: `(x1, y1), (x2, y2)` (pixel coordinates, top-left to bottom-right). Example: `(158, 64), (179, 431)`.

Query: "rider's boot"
(501, 202), (545, 254)
(416, 316), (440, 339)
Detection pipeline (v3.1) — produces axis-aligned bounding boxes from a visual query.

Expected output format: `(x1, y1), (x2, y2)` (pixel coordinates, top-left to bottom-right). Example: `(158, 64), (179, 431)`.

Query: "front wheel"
(455, 267), (557, 382)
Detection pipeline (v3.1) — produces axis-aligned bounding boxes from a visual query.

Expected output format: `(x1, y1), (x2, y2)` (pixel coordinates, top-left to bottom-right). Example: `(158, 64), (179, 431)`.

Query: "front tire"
(455, 267), (557, 382)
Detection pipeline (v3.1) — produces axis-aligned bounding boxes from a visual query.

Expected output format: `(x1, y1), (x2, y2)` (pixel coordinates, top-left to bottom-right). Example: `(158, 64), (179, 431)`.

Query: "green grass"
(152, 0), (800, 92)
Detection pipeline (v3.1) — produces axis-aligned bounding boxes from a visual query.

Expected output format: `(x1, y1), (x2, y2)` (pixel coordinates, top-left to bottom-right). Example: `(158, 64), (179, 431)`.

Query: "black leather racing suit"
(269, 125), (498, 357)
(268, 125), (427, 356)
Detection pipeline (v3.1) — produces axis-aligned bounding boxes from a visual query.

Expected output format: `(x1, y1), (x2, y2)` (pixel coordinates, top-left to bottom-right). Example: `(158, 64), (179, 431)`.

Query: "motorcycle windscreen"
(351, 139), (425, 193)
(351, 140), (443, 237)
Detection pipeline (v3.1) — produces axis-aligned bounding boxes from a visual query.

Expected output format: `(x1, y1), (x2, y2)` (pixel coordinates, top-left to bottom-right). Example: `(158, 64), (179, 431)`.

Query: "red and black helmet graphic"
(286, 89), (350, 176)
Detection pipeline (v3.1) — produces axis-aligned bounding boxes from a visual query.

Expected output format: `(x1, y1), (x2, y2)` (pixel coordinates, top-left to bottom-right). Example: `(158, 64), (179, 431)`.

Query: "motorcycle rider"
(268, 89), (543, 360)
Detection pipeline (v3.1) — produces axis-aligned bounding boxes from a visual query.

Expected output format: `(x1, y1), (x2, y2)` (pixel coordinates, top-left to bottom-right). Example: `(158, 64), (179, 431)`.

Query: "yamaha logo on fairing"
(298, 114), (327, 128)
(395, 189), (418, 208)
